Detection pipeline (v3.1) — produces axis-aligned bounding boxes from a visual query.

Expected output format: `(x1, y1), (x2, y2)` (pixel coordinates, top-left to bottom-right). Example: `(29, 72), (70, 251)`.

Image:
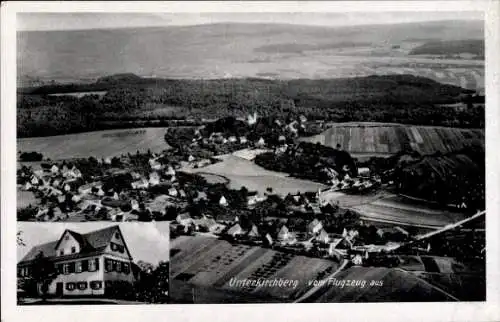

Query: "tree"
(30, 251), (59, 300)
(17, 231), (25, 246)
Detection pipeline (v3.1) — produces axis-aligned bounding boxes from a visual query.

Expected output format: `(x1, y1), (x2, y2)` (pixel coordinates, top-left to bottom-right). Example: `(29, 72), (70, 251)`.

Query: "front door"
(56, 282), (63, 297)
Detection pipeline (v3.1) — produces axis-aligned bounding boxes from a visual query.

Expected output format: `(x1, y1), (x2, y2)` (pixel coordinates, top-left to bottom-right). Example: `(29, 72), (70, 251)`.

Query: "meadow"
(17, 128), (171, 160)
(182, 154), (327, 195)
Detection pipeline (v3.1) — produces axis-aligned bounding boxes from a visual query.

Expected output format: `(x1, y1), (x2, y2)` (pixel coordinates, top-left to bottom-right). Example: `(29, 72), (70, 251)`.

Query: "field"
(319, 191), (467, 229)
(18, 21), (484, 90)
(170, 235), (341, 303)
(17, 128), (171, 160)
(302, 122), (484, 158)
(307, 266), (456, 302)
(17, 190), (39, 209)
(183, 154), (327, 195)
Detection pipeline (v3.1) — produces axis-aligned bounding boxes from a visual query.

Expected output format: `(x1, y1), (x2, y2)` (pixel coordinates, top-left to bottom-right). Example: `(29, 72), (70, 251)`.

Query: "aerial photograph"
(16, 11), (485, 303)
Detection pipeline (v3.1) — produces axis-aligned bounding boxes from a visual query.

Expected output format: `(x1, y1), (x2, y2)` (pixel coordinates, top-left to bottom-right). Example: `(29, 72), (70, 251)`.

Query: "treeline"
(18, 74), (483, 138)
(255, 142), (358, 183)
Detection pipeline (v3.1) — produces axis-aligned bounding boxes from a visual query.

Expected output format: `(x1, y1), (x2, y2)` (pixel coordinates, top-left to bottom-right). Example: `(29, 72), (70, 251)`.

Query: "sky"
(17, 222), (170, 265)
(17, 12), (484, 31)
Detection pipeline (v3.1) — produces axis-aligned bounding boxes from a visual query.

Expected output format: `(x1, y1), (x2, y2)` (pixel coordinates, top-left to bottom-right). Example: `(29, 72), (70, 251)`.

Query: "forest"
(17, 74), (484, 138)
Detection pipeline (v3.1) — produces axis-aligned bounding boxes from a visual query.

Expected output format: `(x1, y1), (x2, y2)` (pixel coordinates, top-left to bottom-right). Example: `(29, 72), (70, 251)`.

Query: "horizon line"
(17, 18), (484, 33)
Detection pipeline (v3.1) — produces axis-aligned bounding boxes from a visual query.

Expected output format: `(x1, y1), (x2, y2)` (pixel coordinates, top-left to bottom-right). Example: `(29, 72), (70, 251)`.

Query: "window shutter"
(69, 262), (75, 273)
(82, 260), (88, 272)
(95, 258), (100, 271)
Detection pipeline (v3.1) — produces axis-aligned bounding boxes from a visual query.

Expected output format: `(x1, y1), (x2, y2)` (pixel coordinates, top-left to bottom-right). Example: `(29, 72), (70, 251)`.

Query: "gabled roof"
(19, 225), (120, 264)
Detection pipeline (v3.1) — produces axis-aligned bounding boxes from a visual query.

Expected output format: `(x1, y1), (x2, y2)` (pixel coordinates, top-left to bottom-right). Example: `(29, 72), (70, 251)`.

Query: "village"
(17, 111), (484, 278)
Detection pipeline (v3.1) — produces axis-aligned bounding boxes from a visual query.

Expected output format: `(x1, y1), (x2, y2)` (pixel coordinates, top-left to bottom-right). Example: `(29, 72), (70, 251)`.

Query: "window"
(116, 262), (121, 273)
(63, 263), (70, 275)
(90, 281), (102, 290)
(112, 260), (117, 271)
(105, 258), (112, 272)
(68, 262), (75, 274)
(56, 264), (63, 274)
(66, 282), (76, 291)
(59, 250), (64, 256)
(76, 261), (82, 273)
(89, 258), (100, 272)
(117, 245), (124, 253)
(123, 263), (130, 274)
(115, 232), (120, 239)
(65, 235), (70, 240)
(77, 282), (88, 290)
(71, 246), (76, 254)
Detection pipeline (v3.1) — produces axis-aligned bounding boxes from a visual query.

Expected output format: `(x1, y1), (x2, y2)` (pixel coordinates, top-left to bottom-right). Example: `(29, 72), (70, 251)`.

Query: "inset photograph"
(17, 222), (170, 305)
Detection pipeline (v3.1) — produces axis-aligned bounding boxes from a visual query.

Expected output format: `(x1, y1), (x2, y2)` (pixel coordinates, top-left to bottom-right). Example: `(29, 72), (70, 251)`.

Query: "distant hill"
(17, 20), (484, 86)
(409, 39), (484, 58)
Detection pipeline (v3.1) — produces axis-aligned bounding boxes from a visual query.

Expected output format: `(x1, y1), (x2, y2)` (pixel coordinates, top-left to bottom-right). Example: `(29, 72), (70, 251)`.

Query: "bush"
(105, 281), (136, 300)
(19, 152), (43, 162)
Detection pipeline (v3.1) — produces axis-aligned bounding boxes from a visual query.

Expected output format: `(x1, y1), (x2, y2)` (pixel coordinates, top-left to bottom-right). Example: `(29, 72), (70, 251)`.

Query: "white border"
(2, 1), (500, 322)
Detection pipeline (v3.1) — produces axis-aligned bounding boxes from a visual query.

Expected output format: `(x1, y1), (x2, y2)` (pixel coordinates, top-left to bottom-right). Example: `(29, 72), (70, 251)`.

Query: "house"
(376, 227), (409, 240)
(130, 199), (139, 211)
(227, 224), (245, 237)
(96, 188), (105, 197)
(71, 195), (82, 203)
(168, 187), (178, 197)
(239, 136), (248, 144)
(63, 183), (71, 192)
(30, 175), (39, 185)
(256, 137), (265, 147)
(17, 225), (136, 298)
(51, 165), (59, 174)
(187, 155), (195, 162)
(278, 135), (286, 143)
(131, 172), (142, 180)
(57, 195), (66, 204)
(176, 213), (193, 227)
(149, 172), (161, 186)
(196, 159), (212, 168)
(277, 225), (294, 242)
(247, 195), (267, 206)
(358, 167), (371, 177)
(307, 219), (323, 235)
(247, 112), (258, 126)
(149, 159), (163, 171)
(228, 136), (237, 143)
(104, 158), (112, 165)
(316, 229), (330, 244)
(165, 166), (176, 177)
(264, 233), (274, 246)
(24, 182), (33, 191)
(52, 179), (61, 188)
(247, 224), (260, 238)
(131, 179), (149, 190)
(219, 196), (228, 207)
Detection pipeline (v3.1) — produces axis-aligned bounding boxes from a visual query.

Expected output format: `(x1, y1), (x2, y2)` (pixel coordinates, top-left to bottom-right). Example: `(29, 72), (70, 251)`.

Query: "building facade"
(17, 225), (136, 297)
